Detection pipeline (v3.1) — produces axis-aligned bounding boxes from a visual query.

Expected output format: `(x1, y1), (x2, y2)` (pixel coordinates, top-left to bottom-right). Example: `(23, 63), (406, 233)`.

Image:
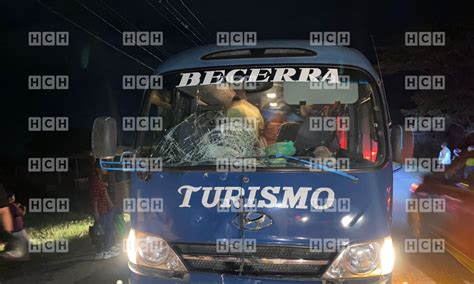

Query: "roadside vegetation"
(0, 212), (130, 251)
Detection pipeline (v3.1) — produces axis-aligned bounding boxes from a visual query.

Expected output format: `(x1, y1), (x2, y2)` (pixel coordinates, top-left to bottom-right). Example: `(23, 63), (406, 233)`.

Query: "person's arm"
(0, 206), (13, 233)
(439, 150), (446, 162)
(92, 200), (100, 220)
(0, 184), (13, 232)
(106, 189), (115, 209)
(16, 203), (26, 216)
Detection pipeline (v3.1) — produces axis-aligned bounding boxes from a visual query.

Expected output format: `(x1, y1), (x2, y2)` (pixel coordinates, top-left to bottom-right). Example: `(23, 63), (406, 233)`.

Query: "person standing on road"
(438, 142), (452, 166)
(90, 160), (120, 260)
(452, 148), (461, 160)
(0, 183), (12, 234)
(0, 183), (28, 260)
(8, 193), (28, 241)
(464, 145), (474, 179)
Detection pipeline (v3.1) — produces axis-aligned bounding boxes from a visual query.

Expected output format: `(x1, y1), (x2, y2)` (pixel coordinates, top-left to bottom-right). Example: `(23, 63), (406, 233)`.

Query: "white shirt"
(439, 147), (451, 165)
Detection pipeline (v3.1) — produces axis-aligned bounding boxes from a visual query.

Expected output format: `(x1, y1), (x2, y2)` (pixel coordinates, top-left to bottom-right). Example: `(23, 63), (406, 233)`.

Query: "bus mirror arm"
(391, 125), (414, 164)
(91, 117), (117, 159)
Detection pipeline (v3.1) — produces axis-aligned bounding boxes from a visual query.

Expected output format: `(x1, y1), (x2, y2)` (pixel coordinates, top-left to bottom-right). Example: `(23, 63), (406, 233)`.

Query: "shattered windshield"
(137, 66), (387, 169)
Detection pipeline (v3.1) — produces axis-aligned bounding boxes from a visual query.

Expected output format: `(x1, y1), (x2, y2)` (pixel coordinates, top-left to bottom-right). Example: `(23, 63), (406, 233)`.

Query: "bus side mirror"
(391, 125), (414, 163)
(92, 117), (117, 159)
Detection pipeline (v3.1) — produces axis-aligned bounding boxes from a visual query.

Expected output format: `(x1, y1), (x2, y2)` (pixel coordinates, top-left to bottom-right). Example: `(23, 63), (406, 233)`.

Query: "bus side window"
(360, 99), (378, 162)
(144, 90), (173, 146)
(336, 106), (348, 150)
(148, 104), (163, 143)
(172, 90), (194, 124)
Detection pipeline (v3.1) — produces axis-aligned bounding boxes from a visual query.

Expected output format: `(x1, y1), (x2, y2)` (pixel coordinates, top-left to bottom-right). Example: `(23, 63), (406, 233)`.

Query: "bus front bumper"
(129, 265), (392, 284)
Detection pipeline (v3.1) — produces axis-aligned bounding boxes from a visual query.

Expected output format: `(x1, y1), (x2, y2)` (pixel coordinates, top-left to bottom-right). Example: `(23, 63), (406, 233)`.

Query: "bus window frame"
(134, 64), (391, 173)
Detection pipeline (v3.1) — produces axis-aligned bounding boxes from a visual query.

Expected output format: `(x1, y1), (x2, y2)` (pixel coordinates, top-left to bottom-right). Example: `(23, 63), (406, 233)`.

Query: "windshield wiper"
(274, 154), (359, 183)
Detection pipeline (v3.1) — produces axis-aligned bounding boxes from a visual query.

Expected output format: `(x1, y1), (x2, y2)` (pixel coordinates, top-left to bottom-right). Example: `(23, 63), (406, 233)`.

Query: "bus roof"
(154, 40), (380, 81)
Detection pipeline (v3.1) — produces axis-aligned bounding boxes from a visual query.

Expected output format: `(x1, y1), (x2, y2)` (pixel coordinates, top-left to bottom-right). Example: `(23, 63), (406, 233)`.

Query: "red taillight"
(410, 183), (419, 193)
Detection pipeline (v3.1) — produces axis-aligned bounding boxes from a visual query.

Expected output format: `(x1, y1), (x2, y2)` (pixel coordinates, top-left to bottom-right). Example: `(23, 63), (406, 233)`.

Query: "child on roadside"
(0, 184), (28, 260)
(7, 193), (28, 241)
(90, 160), (120, 260)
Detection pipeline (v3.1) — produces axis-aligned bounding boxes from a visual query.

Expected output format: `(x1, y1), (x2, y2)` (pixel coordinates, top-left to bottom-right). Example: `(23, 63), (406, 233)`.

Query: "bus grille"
(171, 243), (336, 277)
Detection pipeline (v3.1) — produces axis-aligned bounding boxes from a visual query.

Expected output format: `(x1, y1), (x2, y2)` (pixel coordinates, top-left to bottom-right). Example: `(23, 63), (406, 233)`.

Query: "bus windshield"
(137, 66), (387, 169)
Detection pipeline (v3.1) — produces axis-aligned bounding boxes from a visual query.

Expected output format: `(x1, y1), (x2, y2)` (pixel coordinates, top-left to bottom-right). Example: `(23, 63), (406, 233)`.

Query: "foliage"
(379, 32), (474, 133)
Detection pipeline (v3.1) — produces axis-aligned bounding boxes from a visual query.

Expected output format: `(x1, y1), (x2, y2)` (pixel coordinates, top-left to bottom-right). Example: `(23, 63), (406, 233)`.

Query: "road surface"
(391, 169), (474, 284)
(1, 169), (473, 284)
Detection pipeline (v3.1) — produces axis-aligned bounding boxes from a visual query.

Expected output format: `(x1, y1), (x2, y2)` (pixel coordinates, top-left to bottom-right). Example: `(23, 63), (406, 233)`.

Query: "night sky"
(2, 0), (472, 159)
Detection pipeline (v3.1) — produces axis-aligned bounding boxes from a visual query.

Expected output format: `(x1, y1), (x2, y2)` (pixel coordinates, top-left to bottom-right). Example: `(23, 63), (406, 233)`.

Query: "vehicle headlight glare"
(323, 236), (394, 279)
(137, 235), (169, 265)
(127, 229), (187, 272)
(345, 243), (378, 274)
(380, 237), (395, 275)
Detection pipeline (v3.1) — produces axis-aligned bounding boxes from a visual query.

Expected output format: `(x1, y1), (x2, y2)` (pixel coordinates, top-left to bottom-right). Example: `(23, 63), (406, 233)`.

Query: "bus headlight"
(127, 229), (187, 272)
(323, 236), (394, 279)
(346, 243), (379, 274)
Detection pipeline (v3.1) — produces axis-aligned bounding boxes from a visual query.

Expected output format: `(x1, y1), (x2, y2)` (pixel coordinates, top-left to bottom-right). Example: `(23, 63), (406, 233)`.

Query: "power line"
(163, 0), (206, 44)
(73, 0), (164, 62)
(179, 0), (211, 37)
(37, 0), (155, 71)
(145, 0), (200, 46)
(97, 0), (172, 57)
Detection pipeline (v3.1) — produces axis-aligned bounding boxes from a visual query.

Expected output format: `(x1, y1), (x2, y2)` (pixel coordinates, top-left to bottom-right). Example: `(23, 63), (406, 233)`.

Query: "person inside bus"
(226, 89), (264, 138)
(257, 85), (303, 145)
(261, 102), (303, 145)
(294, 103), (341, 158)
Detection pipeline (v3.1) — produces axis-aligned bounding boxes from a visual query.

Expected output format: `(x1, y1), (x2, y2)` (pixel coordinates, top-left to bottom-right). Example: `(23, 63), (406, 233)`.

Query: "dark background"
(1, 0), (473, 197)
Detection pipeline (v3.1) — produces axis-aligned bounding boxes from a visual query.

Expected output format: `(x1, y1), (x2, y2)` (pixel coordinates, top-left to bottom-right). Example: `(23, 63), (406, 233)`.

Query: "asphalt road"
(391, 170), (474, 284)
(0, 238), (129, 284)
(1, 169), (473, 284)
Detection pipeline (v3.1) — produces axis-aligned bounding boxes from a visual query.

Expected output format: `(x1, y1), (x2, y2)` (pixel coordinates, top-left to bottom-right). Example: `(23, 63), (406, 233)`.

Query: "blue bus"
(92, 40), (413, 283)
